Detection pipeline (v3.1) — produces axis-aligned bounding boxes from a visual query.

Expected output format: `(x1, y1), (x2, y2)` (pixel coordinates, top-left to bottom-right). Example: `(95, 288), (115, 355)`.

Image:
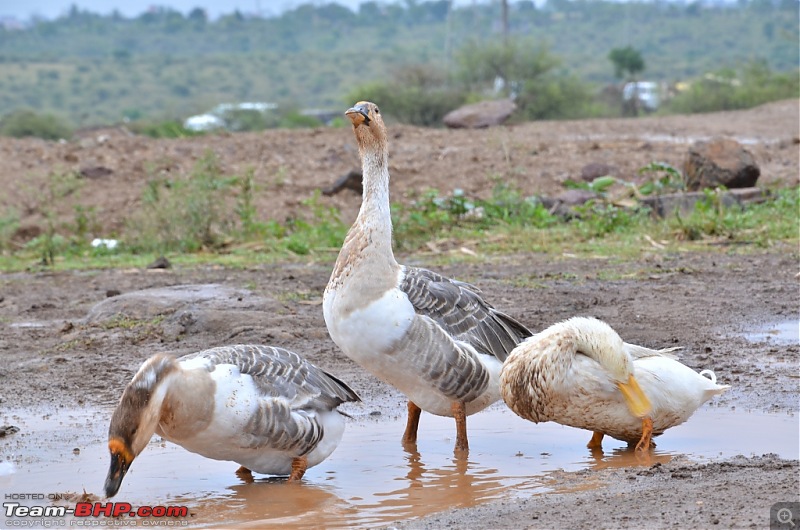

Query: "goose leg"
(634, 417), (654, 452)
(288, 455), (308, 482)
(587, 431), (604, 450)
(235, 466), (254, 483)
(403, 401), (422, 444)
(451, 401), (469, 453)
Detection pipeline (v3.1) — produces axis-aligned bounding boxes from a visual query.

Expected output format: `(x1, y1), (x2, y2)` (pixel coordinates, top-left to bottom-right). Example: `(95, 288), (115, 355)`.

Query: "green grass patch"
(1, 160), (796, 273)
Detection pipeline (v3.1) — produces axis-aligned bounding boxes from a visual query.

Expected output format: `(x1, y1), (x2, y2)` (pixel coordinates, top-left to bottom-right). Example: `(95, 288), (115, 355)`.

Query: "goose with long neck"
(323, 101), (531, 453)
(104, 345), (359, 498)
(500, 317), (729, 451)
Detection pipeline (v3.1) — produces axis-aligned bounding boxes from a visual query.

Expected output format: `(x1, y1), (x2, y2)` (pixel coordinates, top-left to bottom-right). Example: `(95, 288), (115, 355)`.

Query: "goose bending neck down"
(323, 101), (531, 453)
(500, 317), (730, 451)
(104, 345), (359, 498)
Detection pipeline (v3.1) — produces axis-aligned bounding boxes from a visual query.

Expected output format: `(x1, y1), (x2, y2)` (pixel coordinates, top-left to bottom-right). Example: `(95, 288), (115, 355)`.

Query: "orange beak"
(617, 374), (652, 418)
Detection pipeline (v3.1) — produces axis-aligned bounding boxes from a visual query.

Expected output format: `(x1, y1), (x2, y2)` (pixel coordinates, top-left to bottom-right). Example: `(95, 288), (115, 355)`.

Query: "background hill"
(0, 0), (797, 128)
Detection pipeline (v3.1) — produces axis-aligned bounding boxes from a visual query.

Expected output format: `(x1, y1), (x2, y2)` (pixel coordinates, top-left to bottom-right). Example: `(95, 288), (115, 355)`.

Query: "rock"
(0, 425), (19, 437)
(146, 256), (171, 269)
(554, 189), (598, 206)
(322, 169), (362, 196)
(640, 187), (768, 218)
(580, 163), (619, 182)
(443, 99), (517, 129)
(79, 166), (113, 179)
(84, 284), (285, 341)
(683, 137), (760, 191)
(540, 189), (597, 219)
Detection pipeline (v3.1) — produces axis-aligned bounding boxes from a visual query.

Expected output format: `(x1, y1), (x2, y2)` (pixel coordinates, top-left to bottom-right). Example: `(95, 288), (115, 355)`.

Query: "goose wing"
(400, 266), (531, 362)
(624, 343), (681, 360)
(182, 345), (360, 411)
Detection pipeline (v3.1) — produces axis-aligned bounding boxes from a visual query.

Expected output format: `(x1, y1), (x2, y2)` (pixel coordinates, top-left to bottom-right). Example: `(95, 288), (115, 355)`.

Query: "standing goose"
(323, 101), (531, 453)
(104, 345), (359, 498)
(500, 316), (729, 451)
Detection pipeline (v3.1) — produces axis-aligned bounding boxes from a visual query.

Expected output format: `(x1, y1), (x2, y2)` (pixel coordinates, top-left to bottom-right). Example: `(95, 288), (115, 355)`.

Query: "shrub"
(346, 64), (467, 126)
(0, 109), (72, 140)
(666, 61), (800, 114)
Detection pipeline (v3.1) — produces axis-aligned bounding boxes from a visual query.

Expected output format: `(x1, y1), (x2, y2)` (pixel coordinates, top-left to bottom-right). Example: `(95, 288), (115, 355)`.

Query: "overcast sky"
(1, 1), (486, 20)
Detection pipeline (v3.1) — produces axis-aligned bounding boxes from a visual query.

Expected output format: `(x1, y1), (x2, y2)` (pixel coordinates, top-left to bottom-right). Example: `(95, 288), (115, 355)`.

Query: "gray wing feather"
(400, 266), (531, 362)
(181, 345), (360, 411)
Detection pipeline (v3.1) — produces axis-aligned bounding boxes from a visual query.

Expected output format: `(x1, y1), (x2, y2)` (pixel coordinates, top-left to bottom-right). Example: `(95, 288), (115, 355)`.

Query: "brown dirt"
(2, 99), (798, 240)
(0, 100), (798, 528)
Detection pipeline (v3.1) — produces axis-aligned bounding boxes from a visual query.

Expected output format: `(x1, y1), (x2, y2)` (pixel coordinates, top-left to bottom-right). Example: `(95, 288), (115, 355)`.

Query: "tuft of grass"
(0, 163), (795, 272)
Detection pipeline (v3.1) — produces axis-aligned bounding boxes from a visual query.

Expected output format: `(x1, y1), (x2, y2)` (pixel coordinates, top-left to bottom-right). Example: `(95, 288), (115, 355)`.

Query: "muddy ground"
(0, 101), (799, 529)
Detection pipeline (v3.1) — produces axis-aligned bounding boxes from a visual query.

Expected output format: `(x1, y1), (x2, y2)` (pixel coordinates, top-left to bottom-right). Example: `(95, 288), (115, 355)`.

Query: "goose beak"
(104, 439), (133, 498)
(345, 103), (370, 127)
(617, 374), (652, 418)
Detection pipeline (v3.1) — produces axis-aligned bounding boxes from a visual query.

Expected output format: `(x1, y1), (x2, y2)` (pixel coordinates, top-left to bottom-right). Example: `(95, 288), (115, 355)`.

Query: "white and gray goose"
(323, 101), (531, 453)
(104, 344), (359, 497)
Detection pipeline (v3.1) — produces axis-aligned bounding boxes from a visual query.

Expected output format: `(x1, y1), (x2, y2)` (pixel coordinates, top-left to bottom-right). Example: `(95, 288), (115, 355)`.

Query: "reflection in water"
(366, 445), (507, 520)
(3, 405), (797, 529)
(206, 480), (356, 529)
(585, 445), (673, 470)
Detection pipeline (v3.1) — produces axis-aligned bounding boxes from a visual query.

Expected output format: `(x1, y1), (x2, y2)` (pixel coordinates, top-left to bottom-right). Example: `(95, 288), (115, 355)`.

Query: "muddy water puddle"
(1, 406), (797, 528)
(743, 319), (799, 345)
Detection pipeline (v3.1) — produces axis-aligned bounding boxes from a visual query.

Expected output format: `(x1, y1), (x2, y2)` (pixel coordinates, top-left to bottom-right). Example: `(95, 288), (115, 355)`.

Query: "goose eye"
(374, 107), (380, 115)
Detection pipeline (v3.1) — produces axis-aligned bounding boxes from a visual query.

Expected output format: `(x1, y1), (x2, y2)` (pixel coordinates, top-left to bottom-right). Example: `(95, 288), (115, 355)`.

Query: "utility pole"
(501, 0), (509, 45)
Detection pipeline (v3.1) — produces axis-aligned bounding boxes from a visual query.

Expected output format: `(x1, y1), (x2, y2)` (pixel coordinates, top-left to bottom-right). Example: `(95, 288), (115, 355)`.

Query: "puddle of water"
(743, 319), (799, 345)
(1, 405), (797, 528)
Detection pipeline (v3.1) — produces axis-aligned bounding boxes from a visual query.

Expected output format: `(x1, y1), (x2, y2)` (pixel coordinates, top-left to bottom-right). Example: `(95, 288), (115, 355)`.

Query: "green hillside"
(0, 0), (796, 127)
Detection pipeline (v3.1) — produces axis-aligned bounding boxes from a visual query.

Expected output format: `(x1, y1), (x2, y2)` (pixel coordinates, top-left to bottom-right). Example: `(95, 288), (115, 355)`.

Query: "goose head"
(104, 354), (177, 498)
(345, 101), (387, 154)
(570, 317), (652, 418)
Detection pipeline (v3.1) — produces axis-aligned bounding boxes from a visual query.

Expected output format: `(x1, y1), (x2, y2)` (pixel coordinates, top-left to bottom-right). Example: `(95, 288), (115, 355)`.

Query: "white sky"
(0, 1), (487, 21)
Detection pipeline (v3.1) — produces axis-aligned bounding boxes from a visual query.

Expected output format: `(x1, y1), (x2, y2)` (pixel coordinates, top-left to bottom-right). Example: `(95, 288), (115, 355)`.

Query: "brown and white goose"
(323, 101), (531, 453)
(500, 316), (730, 451)
(104, 345), (359, 498)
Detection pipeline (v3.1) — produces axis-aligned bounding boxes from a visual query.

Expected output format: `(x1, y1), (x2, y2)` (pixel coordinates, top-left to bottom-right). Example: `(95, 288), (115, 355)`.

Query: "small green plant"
(636, 162), (686, 195)
(128, 151), (238, 253)
(672, 187), (740, 241)
(0, 210), (19, 254)
(28, 171), (83, 265)
(282, 191), (347, 255)
(572, 201), (647, 238)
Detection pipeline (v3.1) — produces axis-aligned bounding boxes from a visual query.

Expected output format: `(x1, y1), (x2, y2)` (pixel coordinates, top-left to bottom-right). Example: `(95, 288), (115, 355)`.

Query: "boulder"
(580, 162), (619, 182)
(322, 168), (362, 196)
(683, 137), (760, 191)
(443, 99), (517, 129)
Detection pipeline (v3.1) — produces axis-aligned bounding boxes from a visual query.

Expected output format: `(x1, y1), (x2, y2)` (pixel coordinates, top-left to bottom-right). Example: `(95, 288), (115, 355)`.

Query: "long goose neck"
(568, 320), (631, 381)
(351, 142), (395, 259)
(109, 354), (179, 456)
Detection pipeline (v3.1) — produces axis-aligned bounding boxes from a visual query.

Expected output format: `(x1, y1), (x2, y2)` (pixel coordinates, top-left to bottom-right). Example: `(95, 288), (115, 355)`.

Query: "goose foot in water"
(587, 431), (605, 450)
(452, 401), (469, 453)
(634, 417), (655, 452)
(288, 456), (308, 482)
(402, 401), (422, 445)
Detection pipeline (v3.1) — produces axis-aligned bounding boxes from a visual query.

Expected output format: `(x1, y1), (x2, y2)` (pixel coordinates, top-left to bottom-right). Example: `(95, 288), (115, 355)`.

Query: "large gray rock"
(85, 284), (285, 341)
(683, 137), (760, 191)
(443, 99), (517, 129)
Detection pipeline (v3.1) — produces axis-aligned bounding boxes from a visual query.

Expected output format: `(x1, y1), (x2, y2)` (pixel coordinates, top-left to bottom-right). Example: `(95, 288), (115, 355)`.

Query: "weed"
(25, 171), (84, 265)
(0, 209), (19, 254)
(128, 151), (238, 253)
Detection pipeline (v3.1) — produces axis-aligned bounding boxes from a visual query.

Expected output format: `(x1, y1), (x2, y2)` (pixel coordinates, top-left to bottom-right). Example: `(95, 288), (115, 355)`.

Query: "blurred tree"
(608, 46), (645, 80)
(608, 46), (646, 115)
